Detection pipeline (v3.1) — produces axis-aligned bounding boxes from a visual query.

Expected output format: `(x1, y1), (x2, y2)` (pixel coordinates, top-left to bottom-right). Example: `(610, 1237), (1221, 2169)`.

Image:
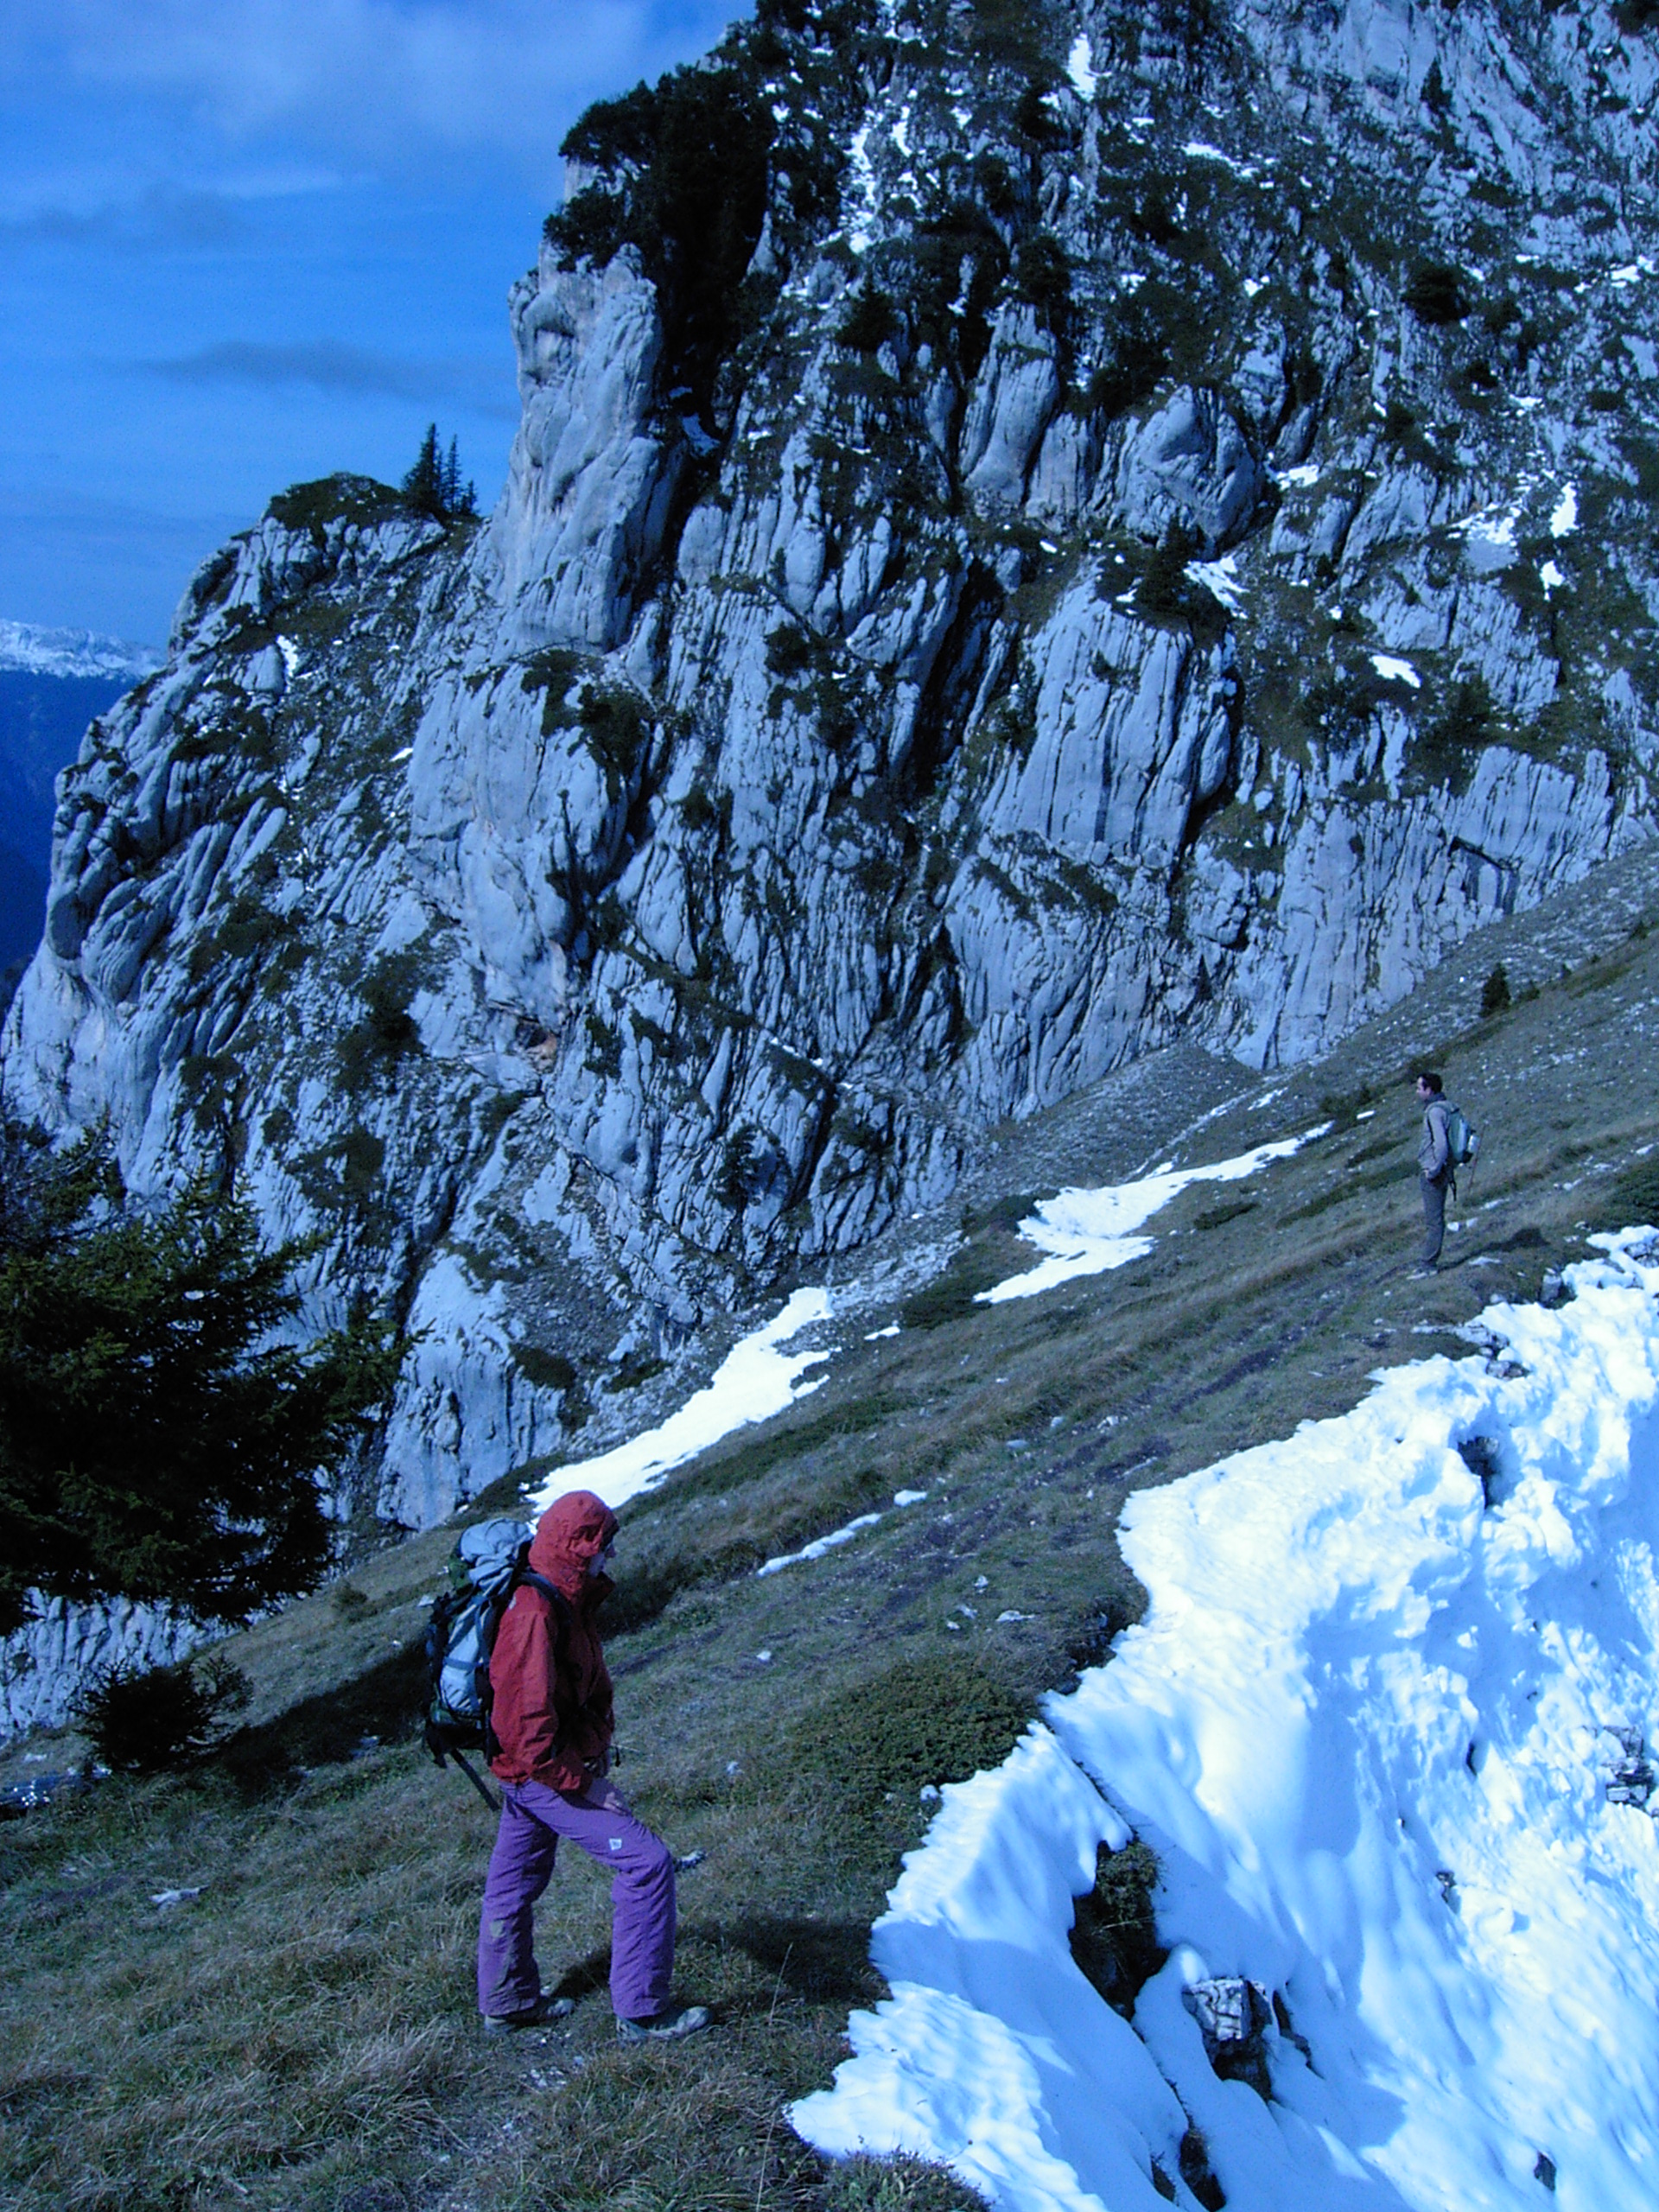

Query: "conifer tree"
(0, 1127), (400, 1636)
(401, 425), (475, 521)
(400, 422), (445, 518)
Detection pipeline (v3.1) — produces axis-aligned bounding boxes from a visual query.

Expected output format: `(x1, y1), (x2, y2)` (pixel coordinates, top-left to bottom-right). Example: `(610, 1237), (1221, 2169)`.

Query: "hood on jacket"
(529, 1489), (619, 1599)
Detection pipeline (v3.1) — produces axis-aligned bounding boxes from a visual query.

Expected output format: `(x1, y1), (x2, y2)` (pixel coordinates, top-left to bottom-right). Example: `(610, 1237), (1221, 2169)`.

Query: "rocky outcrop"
(4, 0), (1658, 1538)
(1, 1593), (203, 1739)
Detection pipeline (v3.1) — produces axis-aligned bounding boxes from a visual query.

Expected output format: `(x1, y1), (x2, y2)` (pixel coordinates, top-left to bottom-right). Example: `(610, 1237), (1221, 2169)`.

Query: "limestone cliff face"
(5, 0), (1657, 1529)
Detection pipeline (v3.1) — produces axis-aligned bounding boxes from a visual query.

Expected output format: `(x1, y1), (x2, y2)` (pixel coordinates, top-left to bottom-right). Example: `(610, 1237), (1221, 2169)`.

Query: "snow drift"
(795, 1232), (1659, 2211)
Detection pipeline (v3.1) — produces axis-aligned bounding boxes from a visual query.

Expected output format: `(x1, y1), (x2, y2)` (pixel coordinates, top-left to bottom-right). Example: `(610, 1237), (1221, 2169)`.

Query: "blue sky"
(0, 1), (746, 645)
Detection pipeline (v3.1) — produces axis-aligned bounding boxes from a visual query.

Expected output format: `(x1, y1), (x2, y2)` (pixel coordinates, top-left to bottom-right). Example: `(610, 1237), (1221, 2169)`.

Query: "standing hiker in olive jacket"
(1414, 1070), (1453, 1275)
(475, 1487), (709, 2041)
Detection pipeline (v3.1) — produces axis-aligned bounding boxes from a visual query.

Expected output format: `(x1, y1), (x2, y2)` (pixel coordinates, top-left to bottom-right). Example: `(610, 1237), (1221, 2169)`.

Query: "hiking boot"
(482, 1993), (575, 2034)
(615, 2003), (711, 2044)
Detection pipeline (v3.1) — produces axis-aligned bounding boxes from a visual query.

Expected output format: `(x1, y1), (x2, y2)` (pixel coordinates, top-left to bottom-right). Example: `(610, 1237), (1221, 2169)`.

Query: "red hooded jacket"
(487, 1490), (618, 1791)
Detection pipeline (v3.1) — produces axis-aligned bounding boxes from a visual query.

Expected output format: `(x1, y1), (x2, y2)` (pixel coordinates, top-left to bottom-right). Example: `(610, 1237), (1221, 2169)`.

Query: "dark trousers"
(1421, 1171), (1451, 1267)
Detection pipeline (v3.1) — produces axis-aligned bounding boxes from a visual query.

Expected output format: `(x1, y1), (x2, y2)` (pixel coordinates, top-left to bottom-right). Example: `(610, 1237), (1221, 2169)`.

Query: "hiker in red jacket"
(476, 1487), (709, 2041)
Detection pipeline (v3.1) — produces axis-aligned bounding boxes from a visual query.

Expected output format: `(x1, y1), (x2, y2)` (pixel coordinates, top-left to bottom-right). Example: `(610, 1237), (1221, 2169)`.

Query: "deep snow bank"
(795, 1233), (1659, 2211)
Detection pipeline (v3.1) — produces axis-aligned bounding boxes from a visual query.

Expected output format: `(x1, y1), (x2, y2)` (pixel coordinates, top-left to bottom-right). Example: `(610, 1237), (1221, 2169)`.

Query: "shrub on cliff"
(0, 1126), (400, 1636)
(1404, 261), (1470, 325)
(544, 58), (774, 417)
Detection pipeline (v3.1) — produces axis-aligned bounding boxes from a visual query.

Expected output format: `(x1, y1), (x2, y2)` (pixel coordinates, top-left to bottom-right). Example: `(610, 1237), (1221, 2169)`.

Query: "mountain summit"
(3, 0), (1656, 1523)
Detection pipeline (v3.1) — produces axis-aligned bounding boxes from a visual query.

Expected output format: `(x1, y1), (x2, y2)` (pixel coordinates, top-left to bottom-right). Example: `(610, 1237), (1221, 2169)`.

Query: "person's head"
(1415, 1071), (1443, 1099)
(529, 1489), (619, 1592)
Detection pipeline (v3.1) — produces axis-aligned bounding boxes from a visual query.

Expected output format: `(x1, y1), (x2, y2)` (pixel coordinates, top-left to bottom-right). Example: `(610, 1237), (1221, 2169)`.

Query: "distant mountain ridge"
(0, 625), (159, 986)
(0, 620), (162, 683)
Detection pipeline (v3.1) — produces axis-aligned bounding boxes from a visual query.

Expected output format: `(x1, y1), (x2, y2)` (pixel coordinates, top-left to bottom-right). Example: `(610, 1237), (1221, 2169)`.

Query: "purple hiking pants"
(476, 1775), (676, 2022)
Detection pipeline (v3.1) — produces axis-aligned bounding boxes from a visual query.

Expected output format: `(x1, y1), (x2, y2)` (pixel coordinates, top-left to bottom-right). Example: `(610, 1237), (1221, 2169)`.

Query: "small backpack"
(1443, 1103), (1481, 1169)
(423, 1519), (567, 1804)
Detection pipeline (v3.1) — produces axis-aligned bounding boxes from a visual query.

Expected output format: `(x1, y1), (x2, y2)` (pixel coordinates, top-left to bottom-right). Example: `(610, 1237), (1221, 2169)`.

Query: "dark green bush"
(1069, 1838), (1166, 2015)
(1193, 1195), (1256, 1231)
(1480, 963), (1511, 1017)
(520, 647), (585, 737)
(1602, 1160), (1659, 1234)
(1137, 521), (1229, 647)
(75, 1652), (251, 1774)
(766, 622), (817, 680)
(1014, 232), (1071, 336)
(789, 1652), (1032, 1869)
(604, 1548), (730, 1637)
(513, 1346), (578, 1394)
(577, 684), (652, 804)
(339, 1126), (385, 1201)
(974, 150), (1019, 219)
(266, 474), (404, 538)
(545, 59), (774, 415)
(902, 201), (1010, 380)
(899, 1253), (1001, 1330)
(1404, 262), (1469, 325)
(719, 1125), (775, 1209)
(838, 284), (899, 353)
(1087, 302), (1170, 420)
(962, 1191), (1044, 1236)
(336, 953), (422, 1092)
(605, 1349), (667, 1393)
(1414, 674), (1495, 792)
(967, 0), (1059, 69)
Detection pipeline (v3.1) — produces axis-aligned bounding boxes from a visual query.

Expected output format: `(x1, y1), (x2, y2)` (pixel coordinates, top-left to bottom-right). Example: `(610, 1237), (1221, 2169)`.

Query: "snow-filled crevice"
(794, 1233), (1659, 2212)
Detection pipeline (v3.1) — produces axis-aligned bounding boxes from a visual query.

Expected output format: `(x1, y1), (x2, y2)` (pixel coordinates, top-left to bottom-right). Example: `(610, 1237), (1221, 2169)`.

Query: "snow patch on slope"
(979, 1128), (1326, 1305)
(796, 1232), (1659, 2211)
(526, 1288), (834, 1516)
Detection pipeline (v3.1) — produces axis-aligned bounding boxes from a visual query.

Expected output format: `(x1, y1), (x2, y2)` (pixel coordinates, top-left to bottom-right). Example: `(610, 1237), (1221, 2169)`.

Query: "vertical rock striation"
(4, 0), (1657, 1528)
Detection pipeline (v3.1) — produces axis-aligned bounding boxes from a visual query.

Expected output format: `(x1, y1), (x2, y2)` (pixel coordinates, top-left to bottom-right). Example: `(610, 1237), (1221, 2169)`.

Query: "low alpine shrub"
(76, 1652), (251, 1774)
(1603, 1160), (1659, 1236)
(1068, 1837), (1166, 2015)
(788, 1652), (1031, 1872)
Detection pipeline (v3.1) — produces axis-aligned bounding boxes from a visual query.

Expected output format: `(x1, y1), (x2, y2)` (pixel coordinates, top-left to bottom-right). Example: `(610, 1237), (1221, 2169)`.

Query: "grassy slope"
(7, 850), (1659, 2212)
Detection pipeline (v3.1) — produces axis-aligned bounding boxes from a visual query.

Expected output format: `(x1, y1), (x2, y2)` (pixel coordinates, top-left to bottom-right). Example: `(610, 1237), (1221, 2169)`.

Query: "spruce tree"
(0, 1127), (400, 1636)
(401, 423), (445, 518)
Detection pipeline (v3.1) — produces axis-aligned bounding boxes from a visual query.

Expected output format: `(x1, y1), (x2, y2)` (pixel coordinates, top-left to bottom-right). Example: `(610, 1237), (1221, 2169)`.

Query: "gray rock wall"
(4, 0), (1657, 1548)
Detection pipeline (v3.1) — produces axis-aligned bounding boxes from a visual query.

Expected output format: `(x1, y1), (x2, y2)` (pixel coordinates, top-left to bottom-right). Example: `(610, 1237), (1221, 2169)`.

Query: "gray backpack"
(422, 1519), (566, 1807)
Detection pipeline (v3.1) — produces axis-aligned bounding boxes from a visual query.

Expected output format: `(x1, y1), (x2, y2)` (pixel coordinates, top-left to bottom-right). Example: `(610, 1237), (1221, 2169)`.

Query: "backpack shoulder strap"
(479, 1572), (572, 1764)
(508, 1570), (570, 1653)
